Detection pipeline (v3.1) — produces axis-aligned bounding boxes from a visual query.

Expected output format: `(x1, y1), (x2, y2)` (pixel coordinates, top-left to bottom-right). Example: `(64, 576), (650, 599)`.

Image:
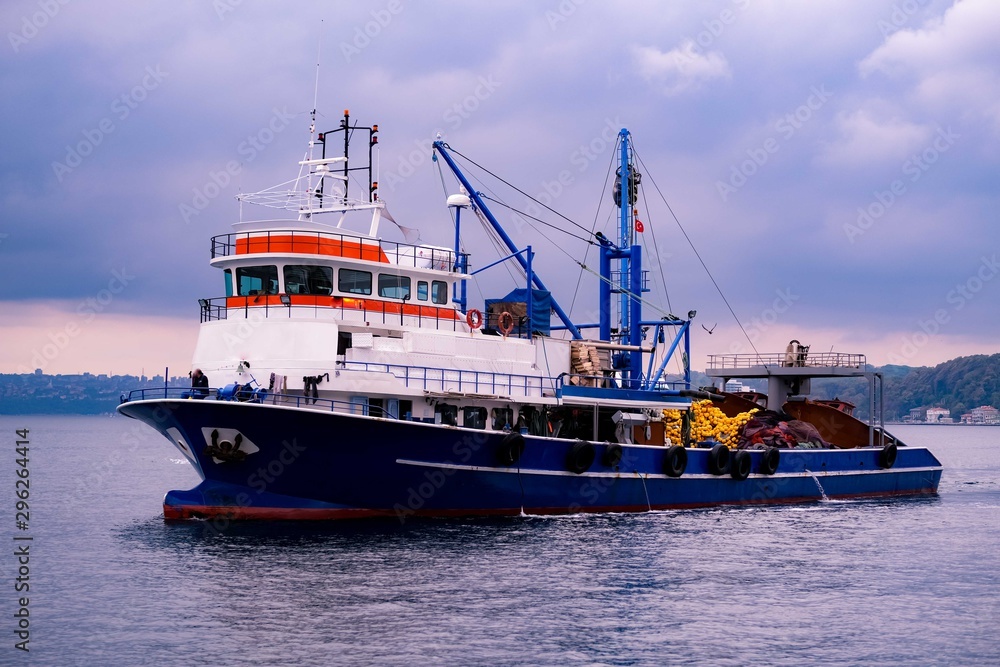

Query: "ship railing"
(706, 352), (867, 370)
(557, 374), (687, 392)
(210, 229), (469, 272)
(197, 295), (464, 332)
(120, 387), (399, 417)
(337, 361), (551, 398)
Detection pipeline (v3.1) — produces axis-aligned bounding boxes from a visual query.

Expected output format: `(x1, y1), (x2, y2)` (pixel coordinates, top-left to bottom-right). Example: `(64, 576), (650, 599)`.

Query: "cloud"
(2, 1), (999, 373)
(819, 109), (932, 167)
(630, 41), (731, 94)
(859, 0), (1000, 129)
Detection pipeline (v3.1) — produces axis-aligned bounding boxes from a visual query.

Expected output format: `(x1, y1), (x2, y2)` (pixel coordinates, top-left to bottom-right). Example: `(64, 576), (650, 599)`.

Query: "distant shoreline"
(887, 421), (998, 426)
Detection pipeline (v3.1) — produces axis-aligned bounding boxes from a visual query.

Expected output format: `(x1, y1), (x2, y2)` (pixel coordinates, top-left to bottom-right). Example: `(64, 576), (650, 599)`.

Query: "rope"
(575, 261), (672, 319)
(639, 181), (672, 315)
(636, 470), (651, 511)
(480, 195), (597, 245)
(446, 146), (596, 237)
(570, 140), (618, 317)
(633, 148), (761, 357)
(438, 158), (523, 287)
(637, 179), (683, 376)
(516, 456), (526, 515)
(470, 204), (525, 285)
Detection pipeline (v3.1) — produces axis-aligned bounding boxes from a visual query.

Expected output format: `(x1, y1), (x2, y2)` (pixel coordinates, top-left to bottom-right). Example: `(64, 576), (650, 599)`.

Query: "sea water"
(0, 415), (997, 666)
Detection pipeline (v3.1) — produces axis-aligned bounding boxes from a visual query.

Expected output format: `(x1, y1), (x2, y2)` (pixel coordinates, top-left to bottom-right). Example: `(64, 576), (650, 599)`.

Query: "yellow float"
(663, 400), (758, 448)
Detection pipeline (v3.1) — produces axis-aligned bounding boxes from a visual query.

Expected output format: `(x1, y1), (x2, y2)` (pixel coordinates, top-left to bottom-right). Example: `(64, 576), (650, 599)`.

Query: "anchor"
(204, 429), (248, 463)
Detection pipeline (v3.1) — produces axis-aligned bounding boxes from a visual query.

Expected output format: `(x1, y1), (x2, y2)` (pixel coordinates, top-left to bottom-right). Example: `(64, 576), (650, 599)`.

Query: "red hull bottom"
(164, 487), (939, 522)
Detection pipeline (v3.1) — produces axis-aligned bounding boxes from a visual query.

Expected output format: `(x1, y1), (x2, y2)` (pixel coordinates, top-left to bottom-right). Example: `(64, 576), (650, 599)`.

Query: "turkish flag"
(635, 219), (644, 233)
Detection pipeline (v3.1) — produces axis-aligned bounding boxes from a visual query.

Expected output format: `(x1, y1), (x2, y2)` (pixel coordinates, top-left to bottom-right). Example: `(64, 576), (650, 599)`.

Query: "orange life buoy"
(498, 311), (515, 336)
(466, 308), (483, 329)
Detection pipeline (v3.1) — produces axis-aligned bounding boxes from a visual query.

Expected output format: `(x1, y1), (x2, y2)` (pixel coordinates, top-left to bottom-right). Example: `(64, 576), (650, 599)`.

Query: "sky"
(2, 0), (998, 376)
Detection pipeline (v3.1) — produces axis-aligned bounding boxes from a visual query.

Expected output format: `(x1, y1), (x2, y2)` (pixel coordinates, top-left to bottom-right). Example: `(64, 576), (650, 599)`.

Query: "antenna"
(304, 23), (323, 213)
(312, 23), (322, 125)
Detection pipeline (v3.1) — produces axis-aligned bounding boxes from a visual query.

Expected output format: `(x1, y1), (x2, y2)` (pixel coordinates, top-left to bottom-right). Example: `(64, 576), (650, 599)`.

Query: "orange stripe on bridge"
(224, 295), (461, 320)
(235, 235), (390, 263)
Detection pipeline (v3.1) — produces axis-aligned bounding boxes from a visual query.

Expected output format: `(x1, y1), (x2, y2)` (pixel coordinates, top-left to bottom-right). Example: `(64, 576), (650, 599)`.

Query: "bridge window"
(377, 399), (415, 420)
(339, 268), (372, 295)
(236, 265), (278, 296)
(492, 407), (513, 431)
(435, 403), (458, 426)
(224, 269), (233, 297)
(284, 265), (333, 295)
(349, 395), (369, 416)
(416, 281), (428, 301)
(378, 274), (411, 300)
(431, 280), (448, 305)
(463, 407), (487, 430)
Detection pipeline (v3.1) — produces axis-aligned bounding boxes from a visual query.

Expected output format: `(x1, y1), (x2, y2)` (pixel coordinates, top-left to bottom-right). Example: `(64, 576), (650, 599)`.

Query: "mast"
(237, 110), (382, 223)
(618, 130), (631, 348)
(317, 110), (379, 206)
(599, 128), (643, 387)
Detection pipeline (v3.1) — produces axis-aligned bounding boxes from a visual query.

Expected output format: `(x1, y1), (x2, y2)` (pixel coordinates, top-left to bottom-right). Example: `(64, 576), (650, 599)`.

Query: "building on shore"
(960, 405), (1000, 424)
(925, 407), (952, 423)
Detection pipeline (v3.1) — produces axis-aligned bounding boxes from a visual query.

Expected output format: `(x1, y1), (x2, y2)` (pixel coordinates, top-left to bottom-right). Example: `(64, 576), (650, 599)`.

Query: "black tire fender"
(708, 443), (730, 475)
(497, 432), (526, 466)
(879, 442), (898, 469)
(603, 443), (624, 468)
(730, 449), (751, 480)
(567, 440), (596, 474)
(663, 444), (687, 478)
(760, 446), (780, 475)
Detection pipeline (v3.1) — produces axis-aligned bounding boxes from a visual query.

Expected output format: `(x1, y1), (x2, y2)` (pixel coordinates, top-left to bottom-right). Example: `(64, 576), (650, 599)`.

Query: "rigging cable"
(446, 146), (596, 238)
(452, 155), (668, 317)
(638, 180), (673, 316)
(636, 175), (683, 377)
(472, 204), (527, 284)
(436, 157), (523, 289)
(464, 177), (668, 317)
(439, 144), (678, 324)
(464, 171), (528, 285)
(570, 139), (619, 317)
(479, 195), (597, 246)
(633, 148), (761, 357)
(435, 158), (487, 306)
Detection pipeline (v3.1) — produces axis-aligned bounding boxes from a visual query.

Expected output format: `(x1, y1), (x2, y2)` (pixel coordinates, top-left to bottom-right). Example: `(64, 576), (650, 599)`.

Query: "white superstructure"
(192, 111), (573, 428)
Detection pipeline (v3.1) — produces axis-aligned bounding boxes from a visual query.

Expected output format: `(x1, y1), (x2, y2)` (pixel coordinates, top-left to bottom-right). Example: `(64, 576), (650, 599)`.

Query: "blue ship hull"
(118, 399), (943, 521)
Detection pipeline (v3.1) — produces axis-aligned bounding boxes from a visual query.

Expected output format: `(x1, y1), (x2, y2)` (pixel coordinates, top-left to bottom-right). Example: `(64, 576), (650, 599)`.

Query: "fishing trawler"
(118, 109), (942, 520)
